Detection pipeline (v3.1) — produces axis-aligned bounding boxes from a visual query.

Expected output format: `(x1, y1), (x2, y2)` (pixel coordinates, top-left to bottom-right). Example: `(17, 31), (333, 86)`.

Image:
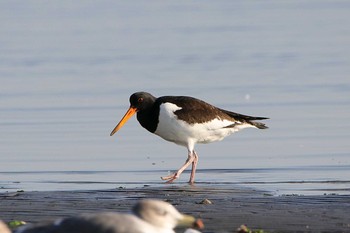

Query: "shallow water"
(1, 1), (350, 195)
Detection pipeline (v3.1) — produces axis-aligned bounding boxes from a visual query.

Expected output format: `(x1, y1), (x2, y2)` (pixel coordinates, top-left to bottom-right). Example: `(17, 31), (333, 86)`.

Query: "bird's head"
(132, 199), (204, 231)
(129, 92), (156, 111)
(110, 92), (156, 136)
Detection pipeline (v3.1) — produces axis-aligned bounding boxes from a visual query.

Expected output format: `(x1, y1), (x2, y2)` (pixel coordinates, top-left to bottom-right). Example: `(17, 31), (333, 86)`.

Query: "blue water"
(1, 1), (350, 195)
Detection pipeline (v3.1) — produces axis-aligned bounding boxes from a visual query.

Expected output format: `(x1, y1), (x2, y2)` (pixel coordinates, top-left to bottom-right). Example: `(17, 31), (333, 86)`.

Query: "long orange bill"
(110, 106), (137, 136)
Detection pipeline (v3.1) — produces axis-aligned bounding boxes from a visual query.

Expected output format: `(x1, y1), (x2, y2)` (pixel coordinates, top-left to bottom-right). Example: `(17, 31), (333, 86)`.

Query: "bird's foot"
(161, 173), (179, 183)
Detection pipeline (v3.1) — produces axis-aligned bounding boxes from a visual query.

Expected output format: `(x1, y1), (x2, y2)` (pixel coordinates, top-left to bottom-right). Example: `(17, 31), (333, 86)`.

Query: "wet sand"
(1, 185), (350, 233)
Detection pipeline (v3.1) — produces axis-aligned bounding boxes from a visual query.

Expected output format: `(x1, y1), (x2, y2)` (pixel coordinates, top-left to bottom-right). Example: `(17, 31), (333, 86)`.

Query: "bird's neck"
(136, 105), (159, 133)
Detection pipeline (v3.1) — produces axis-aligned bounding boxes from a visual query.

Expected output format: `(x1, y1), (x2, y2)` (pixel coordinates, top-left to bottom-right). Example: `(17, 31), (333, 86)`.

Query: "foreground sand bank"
(1, 185), (349, 232)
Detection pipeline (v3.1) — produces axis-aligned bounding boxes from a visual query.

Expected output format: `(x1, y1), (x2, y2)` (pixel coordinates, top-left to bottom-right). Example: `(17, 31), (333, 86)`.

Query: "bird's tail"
(249, 121), (268, 129)
(220, 108), (269, 129)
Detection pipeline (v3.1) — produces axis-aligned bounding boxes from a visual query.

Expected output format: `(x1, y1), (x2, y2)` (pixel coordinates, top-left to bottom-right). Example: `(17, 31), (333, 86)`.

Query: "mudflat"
(1, 185), (350, 232)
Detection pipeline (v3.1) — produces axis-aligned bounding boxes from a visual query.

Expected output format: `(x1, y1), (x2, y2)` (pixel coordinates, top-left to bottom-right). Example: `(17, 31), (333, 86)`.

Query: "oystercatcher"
(110, 92), (268, 184)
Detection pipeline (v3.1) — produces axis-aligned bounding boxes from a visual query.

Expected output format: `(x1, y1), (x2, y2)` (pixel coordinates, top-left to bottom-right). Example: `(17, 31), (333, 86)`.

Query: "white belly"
(154, 103), (250, 147)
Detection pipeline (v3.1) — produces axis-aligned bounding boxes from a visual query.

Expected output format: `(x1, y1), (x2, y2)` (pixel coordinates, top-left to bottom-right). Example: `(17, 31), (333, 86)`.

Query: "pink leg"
(161, 151), (195, 183)
(189, 151), (199, 184)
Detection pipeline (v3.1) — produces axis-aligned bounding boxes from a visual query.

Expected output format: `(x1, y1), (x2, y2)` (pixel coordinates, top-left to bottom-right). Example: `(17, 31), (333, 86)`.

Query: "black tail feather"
(250, 121), (269, 129)
(220, 108), (269, 129)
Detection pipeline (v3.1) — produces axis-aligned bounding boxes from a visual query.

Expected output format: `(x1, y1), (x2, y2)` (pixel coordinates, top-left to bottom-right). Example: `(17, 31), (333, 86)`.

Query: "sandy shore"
(1, 185), (350, 232)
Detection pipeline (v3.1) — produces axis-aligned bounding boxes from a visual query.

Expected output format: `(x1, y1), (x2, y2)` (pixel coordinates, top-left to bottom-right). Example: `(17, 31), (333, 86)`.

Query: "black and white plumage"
(15, 199), (203, 233)
(110, 92), (268, 184)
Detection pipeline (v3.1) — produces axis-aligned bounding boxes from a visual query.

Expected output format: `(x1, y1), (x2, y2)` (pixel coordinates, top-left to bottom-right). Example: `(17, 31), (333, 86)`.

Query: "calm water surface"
(1, 1), (350, 195)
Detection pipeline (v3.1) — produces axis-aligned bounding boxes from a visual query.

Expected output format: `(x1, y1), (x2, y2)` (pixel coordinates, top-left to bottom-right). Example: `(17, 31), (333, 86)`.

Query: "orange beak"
(110, 106), (137, 136)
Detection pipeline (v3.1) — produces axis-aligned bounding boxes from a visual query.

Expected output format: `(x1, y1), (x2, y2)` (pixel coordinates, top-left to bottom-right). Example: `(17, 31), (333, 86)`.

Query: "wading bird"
(110, 92), (268, 184)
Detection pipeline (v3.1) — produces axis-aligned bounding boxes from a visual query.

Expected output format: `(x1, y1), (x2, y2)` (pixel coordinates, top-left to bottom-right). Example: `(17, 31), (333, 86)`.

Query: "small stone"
(197, 198), (213, 205)
(237, 224), (250, 233)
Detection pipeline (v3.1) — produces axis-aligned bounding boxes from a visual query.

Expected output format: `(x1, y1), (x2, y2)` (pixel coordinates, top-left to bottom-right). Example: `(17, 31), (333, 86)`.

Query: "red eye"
(138, 97), (143, 103)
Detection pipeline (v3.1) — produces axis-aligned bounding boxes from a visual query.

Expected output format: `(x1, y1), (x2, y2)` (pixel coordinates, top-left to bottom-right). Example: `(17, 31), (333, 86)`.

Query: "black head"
(110, 92), (156, 136)
(129, 92), (157, 111)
